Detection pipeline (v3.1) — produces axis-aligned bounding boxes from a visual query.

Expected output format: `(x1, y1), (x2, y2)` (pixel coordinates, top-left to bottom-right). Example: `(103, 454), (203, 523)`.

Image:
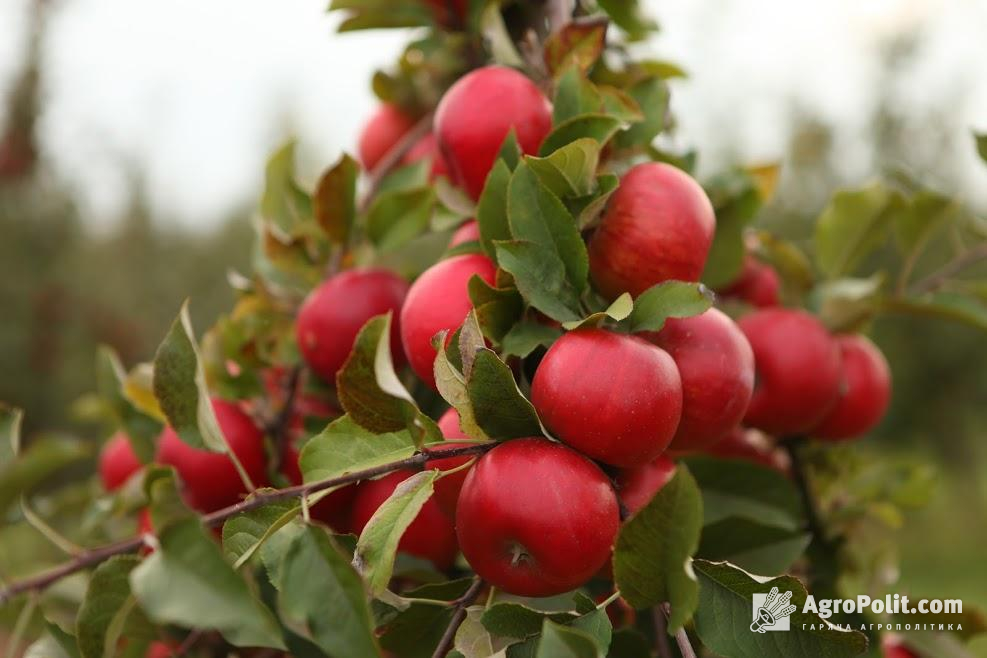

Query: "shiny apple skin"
(357, 104), (416, 171)
(738, 309), (842, 435)
(99, 432), (142, 492)
(155, 398), (269, 512)
(645, 309), (755, 451)
(455, 438), (619, 597)
(399, 253), (497, 389)
(812, 334), (891, 441)
(589, 162), (715, 300)
(296, 268), (409, 383)
(427, 408), (473, 518)
(434, 66), (552, 200)
(617, 455), (676, 516)
(718, 255), (781, 307)
(350, 469), (458, 570)
(531, 328), (682, 467)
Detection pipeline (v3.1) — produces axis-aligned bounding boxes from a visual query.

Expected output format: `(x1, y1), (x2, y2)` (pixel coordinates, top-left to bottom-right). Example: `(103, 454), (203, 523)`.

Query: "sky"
(1, 0), (986, 228)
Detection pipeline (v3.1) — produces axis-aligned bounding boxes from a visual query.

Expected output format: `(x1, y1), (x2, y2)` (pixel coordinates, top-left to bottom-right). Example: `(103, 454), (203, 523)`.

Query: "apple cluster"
(98, 65), (892, 604)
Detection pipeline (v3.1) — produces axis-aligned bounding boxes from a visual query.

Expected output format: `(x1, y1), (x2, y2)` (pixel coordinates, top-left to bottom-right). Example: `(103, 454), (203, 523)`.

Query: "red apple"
(357, 104), (417, 171)
(812, 334), (891, 441)
(399, 253), (497, 389)
(426, 408), (473, 518)
(589, 162), (715, 300)
(702, 427), (789, 473)
(738, 309), (842, 435)
(350, 469), (458, 570)
(434, 66), (552, 200)
(145, 642), (175, 658)
(531, 329), (682, 467)
(155, 399), (269, 512)
(882, 635), (919, 658)
(718, 255), (781, 307)
(456, 438), (619, 597)
(644, 309), (755, 451)
(281, 444), (357, 532)
(99, 432), (142, 492)
(402, 132), (450, 180)
(617, 455), (676, 516)
(296, 268), (409, 383)
(448, 219), (480, 248)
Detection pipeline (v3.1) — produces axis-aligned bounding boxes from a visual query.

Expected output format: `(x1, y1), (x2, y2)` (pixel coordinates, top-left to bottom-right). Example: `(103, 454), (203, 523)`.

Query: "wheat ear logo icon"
(751, 587), (796, 633)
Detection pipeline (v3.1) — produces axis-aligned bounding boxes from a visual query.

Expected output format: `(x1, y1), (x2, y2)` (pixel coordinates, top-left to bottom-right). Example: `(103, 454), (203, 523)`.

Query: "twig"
(660, 603), (697, 658)
(0, 442), (495, 604)
(910, 242), (987, 294)
(652, 607), (673, 658)
(431, 577), (485, 658)
(360, 112), (434, 213)
(266, 364), (304, 471)
(782, 438), (831, 547)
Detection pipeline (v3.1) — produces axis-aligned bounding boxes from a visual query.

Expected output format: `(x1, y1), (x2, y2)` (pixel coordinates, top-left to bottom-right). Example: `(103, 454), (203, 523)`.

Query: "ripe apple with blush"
(644, 308), (754, 451)
(811, 334), (891, 441)
(448, 219), (480, 248)
(738, 308), (842, 435)
(99, 432), (142, 492)
(717, 254), (781, 308)
(456, 438), (619, 597)
(155, 398), (269, 512)
(351, 469), (458, 570)
(295, 268), (409, 383)
(399, 253), (497, 388)
(531, 328), (682, 467)
(426, 408), (473, 518)
(357, 104), (416, 171)
(702, 427), (790, 473)
(434, 65), (552, 200)
(589, 162), (715, 299)
(617, 455), (676, 516)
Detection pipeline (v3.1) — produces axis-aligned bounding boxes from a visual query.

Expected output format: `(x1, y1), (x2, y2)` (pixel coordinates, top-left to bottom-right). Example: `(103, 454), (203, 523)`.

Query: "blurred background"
(0, 0), (985, 650)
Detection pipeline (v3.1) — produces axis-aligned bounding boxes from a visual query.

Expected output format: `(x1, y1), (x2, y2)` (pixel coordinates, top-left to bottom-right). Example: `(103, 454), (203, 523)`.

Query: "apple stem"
(596, 590), (621, 610)
(0, 442), (496, 604)
(431, 576), (485, 658)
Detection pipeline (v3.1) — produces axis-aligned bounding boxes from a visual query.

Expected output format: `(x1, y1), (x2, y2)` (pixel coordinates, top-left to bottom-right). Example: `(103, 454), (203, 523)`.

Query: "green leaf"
(261, 141), (313, 234)
(692, 560), (868, 658)
(469, 276), (525, 344)
(544, 20), (608, 76)
(95, 347), (160, 463)
(432, 330), (487, 441)
(353, 470), (440, 595)
(595, 0), (657, 41)
(623, 281), (713, 332)
(815, 183), (903, 278)
(337, 313), (440, 446)
(701, 169), (762, 288)
(223, 498), (300, 569)
(895, 190), (965, 260)
(376, 580), (475, 657)
(507, 163), (589, 294)
(0, 438), (89, 514)
(500, 321), (562, 358)
(752, 229), (815, 296)
(477, 160), (513, 260)
(152, 301), (225, 452)
(697, 518), (810, 575)
(300, 415), (417, 483)
(481, 603), (576, 640)
(76, 556), (153, 658)
(330, 0), (432, 31)
(882, 292), (987, 332)
(553, 69), (605, 125)
(279, 526), (380, 658)
(975, 131), (987, 163)
(456, 607), (516, 658)
(495, 241), (583, 322)
(365, 187), (435, 252)
(314, 153), (359, 245)
(467, 349), (543, 439)
(498, 130), (523, 171)
(562, 293), (632, 330)
(612, 77), (668, 149)
(535, 619), (599, 658)
(1, 402), (24, 461)
(525, 139), (602, 199)
(684, 456), (802, 530)
(480, 1), (524, 67)
(816, 273), (886, 332)
(613, 467), (702, 630)
(569, 607), (611, 655)
(573, 174), (619, 229)
(130, 518), (286, 649)
(539, 114), (624, 157)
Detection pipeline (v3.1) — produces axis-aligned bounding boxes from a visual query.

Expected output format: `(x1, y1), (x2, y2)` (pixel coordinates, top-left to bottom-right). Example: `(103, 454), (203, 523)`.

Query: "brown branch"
(782, 437), (831, 548)
(660, 603), (696, 658)
(0, 442), (495, 604)
(266, 364), (304, 471)
(431, 577), (485, 658)
(910, 242), (987, 294)
(360, 112), (434, 213)
(651, 607), (673, 658)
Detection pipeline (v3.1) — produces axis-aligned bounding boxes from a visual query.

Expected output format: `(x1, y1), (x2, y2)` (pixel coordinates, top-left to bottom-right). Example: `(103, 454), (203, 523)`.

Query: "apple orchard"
(2, 1), (987, 658)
